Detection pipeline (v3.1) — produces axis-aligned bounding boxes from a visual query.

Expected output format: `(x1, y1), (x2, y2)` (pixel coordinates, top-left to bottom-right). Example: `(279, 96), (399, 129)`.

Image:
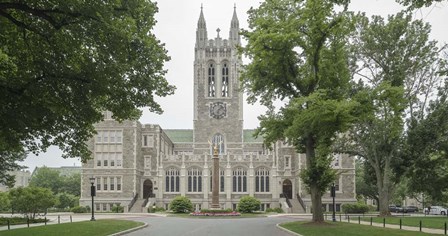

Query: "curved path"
(124, 215), (306, 236)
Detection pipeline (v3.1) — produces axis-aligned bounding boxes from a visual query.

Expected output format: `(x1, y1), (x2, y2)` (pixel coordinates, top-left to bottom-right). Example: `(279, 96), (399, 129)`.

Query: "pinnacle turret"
(229, 4), (240, 45)
(196, 4), (208, 48)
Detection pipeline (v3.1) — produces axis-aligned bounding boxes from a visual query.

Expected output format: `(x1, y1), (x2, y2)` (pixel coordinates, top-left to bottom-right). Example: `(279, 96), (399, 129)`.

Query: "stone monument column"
(211, 144), (220, 209)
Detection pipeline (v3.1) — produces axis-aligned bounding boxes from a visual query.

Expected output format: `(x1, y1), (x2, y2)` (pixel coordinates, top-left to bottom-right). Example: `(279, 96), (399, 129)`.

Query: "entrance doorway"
(283, 179), (292, 199)
(143, 179), (153, 198)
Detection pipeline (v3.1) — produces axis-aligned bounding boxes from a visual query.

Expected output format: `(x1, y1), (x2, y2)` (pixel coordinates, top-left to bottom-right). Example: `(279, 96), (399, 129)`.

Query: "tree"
(402, 84), (448, 201)
(9, 186), (56, 218)
(0, 1), (174, 161)
(29, 167), (63, 194)
(337, 12), (443, 216)
(355, 159), (379, 210)
(237, 196), (261, 213)
(55, 192), (78, 209)
(396, 0), (445, 9)
(0, 191), (11, 212)
(60, 173), (81, 196)
(241, 0), (356, 222)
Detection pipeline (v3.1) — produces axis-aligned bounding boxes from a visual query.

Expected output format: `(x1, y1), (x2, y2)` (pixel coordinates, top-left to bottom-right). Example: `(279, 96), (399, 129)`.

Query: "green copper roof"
(243, 129), (263, 143)
(163, 129), (263, 143)
(164, 129), (193, 143)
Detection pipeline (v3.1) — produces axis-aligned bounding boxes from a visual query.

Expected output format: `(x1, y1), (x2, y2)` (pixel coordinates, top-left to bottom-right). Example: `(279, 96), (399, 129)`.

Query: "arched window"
(255, 168), (270, 192)
(222, 63), (229, 97)
(232, 167), (247, 192)
(211, 134), (225, 154)
(208, 63), (215, 97)
(165, 168), (180, 192)
(209, 169), (225, 192)
(188, 168), (202, 192)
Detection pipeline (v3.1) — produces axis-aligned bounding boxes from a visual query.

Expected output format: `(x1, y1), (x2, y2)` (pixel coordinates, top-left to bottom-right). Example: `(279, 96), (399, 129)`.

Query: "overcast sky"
(20, 0), (448, 171)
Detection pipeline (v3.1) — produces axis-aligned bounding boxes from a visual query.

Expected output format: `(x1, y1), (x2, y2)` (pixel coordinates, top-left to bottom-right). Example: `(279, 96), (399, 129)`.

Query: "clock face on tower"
(210, 102), (226, 119)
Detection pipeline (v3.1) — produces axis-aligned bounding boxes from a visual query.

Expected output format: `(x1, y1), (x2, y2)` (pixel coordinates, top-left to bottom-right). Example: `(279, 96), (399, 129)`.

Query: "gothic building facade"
(80, 7), (356, 213)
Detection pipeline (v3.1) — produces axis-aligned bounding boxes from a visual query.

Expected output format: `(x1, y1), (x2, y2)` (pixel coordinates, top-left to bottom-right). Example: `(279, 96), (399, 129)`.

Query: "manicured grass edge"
(276, 223), (303, 236)
(108, 222), (148, 236)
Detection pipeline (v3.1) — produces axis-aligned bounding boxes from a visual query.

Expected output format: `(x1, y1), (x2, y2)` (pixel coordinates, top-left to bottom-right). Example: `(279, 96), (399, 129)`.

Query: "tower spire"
(196, 4), (207, 48)
(198, 4), (206, 29)
(229, 4), (240, 46)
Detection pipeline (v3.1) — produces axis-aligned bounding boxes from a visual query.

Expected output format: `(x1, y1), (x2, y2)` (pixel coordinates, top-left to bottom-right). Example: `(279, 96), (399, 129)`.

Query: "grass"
(281, 221), (440, 236)
(0, 219), (144, 236)
(360, 216), (448, 230)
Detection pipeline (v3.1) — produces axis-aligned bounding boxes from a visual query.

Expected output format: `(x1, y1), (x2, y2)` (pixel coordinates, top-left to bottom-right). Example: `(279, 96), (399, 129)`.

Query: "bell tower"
(193, 6), (243, 155)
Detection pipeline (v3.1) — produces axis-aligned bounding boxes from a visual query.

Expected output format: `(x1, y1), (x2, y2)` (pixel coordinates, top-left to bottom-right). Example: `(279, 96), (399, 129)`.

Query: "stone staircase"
(279, 193), (307, 213)
(290, 196), (306, 213)
(128, 198), (146, 213)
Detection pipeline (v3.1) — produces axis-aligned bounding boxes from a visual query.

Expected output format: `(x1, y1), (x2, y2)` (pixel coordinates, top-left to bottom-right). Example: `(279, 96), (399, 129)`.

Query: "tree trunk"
(306, 136), (324, 222)
(311, 184), (324, 222)
(373, 156), (392, 217)
(378, 187), (391, 216)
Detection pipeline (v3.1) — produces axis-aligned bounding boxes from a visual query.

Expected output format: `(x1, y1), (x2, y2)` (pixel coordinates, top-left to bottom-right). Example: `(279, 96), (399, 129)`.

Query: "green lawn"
(360, 217), (448, 230)
(0, 219), (144, 236)
(281, 221), (440, 236)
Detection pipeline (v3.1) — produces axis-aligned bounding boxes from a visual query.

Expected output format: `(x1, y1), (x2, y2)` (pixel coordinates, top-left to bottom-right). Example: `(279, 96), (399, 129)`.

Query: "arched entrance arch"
(143, 179), (153, 198)
(282, 179), (292, 199)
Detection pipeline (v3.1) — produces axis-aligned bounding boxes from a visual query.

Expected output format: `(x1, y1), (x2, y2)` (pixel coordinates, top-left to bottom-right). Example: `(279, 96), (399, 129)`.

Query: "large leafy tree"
(29, 167), (81, 196)
(29, 167), (62, 194)
(338, 12), (443, 216)
(0, 1), (174, 162)
(9, 186), (56, 218)
(60, 172), (81, 196)
(241, 0), (356, 222)
(402, 84), (448, 201)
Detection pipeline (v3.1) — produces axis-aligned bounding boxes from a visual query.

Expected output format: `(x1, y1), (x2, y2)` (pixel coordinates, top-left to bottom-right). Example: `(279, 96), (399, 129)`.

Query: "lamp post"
(331, 183), (336, 222)
(89, 177), (96, 221)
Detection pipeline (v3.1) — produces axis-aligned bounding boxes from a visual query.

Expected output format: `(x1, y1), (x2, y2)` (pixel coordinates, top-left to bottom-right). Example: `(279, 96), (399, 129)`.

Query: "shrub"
(0, 192), (11, 212)
(266, 207), (284, 213)
(169, 196), (193, 213)
(111, 205), (124, 213)
(148, 206), (166, 213)
(342, 203), (370, 214)
(237, 196), (261, 213)
(71, 206), (88, 213)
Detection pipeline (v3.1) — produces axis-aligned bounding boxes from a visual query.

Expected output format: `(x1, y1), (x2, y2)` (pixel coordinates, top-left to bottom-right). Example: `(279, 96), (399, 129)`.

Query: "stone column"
(211, 145), (220, 209)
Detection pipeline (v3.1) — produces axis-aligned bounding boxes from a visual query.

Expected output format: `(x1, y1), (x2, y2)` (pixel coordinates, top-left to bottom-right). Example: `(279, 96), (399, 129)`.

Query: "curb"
(276, 223), (303, 236)
(109, 223), (148, 236)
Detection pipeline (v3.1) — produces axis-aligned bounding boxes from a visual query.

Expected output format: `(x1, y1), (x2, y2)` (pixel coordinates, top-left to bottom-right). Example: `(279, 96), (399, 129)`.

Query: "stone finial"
(216, 28), (221, 38)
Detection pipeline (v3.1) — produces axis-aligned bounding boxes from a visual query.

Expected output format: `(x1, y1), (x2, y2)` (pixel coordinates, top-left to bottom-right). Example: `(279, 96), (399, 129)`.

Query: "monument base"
(210, 204), (221, 210)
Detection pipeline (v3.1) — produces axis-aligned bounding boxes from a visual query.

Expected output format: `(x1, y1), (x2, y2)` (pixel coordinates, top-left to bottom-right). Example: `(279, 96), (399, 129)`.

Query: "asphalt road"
(125, 215), (306, 236)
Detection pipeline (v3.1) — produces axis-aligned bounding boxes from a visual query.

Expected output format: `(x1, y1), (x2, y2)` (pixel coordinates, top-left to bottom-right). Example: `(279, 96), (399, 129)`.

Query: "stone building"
(80, 7), (356, 213)
(0, 170), (31, 192)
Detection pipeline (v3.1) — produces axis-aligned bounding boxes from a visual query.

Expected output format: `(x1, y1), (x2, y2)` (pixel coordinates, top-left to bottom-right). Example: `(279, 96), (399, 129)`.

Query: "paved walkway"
(339, 217), (446, 235)
(124, 215), (306, 236)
